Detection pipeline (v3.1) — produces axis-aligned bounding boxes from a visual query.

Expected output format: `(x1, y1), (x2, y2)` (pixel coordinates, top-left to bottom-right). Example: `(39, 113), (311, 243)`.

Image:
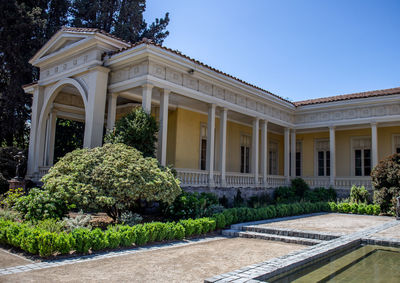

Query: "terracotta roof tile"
(294, 87), (400, 106)
(60, 27), (131, 45)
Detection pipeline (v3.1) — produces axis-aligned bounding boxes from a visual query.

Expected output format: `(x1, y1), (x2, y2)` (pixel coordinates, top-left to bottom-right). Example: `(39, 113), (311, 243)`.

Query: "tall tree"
(0, 0), (170, 148)
(71, 0), (170, 44)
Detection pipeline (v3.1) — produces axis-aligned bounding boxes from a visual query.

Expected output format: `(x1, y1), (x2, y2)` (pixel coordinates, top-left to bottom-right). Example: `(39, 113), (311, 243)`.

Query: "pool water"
(268, 245), (400, 283)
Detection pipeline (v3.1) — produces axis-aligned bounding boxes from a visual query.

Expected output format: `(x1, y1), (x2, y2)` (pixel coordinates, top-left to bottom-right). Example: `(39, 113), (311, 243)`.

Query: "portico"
(23, 27), (400, 192)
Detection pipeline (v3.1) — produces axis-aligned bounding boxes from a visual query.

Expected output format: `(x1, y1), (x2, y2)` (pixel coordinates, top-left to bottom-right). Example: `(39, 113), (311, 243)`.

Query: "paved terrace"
(0, 213), (398, 282)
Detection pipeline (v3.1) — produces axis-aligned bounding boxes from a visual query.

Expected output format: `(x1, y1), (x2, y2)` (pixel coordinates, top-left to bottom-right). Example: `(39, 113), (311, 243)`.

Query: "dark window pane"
(397, 147), (400, 154)
(200, 139), (207, 170)
(355, 149), (362, 176)
(364, 149), (371, 176)
(246, 147), (250, 173)
(318, 151), (324, 176)
(326, 151), (330, 176)
(296, 152), (301, 176)
(240, 146), (245, 173)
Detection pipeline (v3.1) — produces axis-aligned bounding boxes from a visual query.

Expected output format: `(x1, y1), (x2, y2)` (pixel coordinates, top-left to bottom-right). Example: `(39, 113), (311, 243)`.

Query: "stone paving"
(205, 216), (400, 283)
(0, 235), (227, 276)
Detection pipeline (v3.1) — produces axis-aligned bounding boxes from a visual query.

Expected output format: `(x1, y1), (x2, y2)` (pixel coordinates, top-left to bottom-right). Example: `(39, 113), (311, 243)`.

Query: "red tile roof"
(294, 87), (400, 106)
(60, 27), (131, 45)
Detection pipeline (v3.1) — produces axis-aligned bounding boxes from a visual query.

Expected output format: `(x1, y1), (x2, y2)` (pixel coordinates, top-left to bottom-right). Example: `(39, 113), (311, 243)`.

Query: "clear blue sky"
(144, 0), (400, 102)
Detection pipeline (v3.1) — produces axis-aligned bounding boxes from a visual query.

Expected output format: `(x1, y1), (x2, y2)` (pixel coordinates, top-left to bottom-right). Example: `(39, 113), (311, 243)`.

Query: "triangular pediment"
(29, 28), (130, 67)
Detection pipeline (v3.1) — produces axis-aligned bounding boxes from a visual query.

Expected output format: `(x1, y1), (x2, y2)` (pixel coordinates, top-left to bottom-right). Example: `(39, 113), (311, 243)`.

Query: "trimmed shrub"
(164, 191), (219, 220)
(38, 232), (57, 257)
(14, 188), (68, 221)
(55, 232), (74, 254)
(350, 185), (370, 204)
(105, 227), (121, 249)
(42, 143), (181, 220)
(90, 228), (108, 251)
(133, 224), (149, 245)
(274, 186), (298, 204)
(371, 153), (400, 214)
(71, 228), (91, 254)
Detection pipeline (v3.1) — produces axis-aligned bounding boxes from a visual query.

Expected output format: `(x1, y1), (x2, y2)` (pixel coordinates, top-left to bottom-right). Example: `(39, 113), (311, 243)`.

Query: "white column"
(252, 118), (260, 185)
(47, 111), (57, 166)
(158, 89), (170, 166)
(83, 66), (109, 148)
(43, 116), (51, 166)
(371, 122), (378, 168)
(261, 120), (268, 186)
(142, 84), (153, 114)
(27, 86), (44, 177)
(106, 93), (118, 131)
(206, 104), (216, 187)
(329, 126), (336, 186)
(219, 108), (228, 187)
(291, 129), (296, 178)
(284, 127), (290, 182)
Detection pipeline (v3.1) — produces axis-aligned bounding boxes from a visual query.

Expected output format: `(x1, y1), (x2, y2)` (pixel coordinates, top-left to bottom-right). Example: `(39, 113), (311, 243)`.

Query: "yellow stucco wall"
(378, 126), (400, 160)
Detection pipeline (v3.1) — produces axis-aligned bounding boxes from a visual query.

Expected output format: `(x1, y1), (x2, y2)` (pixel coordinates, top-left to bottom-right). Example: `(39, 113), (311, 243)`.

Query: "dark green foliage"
(274, 186), (298, 203)
(55, 232), (74, 254)
(164, 191), (219, 220)
(14, 188), (68, 221)
(105, 108), (158, 157)
(212, 213), (226, 229)
(132, 224), (149, 245)
(105, 227), (121, 249)
(0, 147), (27, 190)
(304, 187), (337, 202)
(291, 178), (310, 197)
(38, 232), (57, 257)
(219, 195), (229, 208)
(371, 153), (400, 214)
(247, 193), (272, 208)
(233, 189), (245, 207)
(350, 185), (370, 204)
(71, 0), (169, 44)
(54, 119), (84, 163)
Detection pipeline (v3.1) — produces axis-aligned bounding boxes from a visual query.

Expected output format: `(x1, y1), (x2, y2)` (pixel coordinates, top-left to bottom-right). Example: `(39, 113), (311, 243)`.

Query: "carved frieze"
(183, 75), (198, 91)
(296, 103), (400, 125)
(166, 68), (183, 85)
(213, 86), (225, 100)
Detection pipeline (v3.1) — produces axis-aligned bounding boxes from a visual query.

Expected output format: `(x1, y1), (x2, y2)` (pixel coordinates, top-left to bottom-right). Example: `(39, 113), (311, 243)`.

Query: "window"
(268, 141), (278, 175)
(290, 141), (302, 176)
(200, 124), (207, 170)
(316, 140), (330, 176)
(240, 135), (250, 173)
(352, 137), (371, 176)
(296, 141), (302, 176)
(393, 135), (400, 154)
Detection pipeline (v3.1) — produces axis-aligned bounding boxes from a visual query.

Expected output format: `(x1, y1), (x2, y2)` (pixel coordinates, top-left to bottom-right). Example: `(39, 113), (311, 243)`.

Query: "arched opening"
(36, 79), (87, 176)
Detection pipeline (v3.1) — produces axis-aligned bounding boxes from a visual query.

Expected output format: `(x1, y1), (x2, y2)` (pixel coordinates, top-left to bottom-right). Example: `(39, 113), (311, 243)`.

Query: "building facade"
(24, 28), (400, 192)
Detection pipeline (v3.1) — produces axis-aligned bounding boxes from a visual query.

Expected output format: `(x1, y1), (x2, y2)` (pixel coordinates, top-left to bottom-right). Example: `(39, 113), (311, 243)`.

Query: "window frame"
(392, 134), (400, 154)
(350, 136), (372, 177)
(199, 123), (207, 170)
(240, 133), (251, 173)
(314, 139), (330, 177)
(268, 140), (279, 175)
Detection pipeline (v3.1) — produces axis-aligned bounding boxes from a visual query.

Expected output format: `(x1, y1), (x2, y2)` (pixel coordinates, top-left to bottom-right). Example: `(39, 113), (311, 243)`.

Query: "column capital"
(108, 93), (118, 99)
(162, 88), (172, 95)
(142, 83), (154, 89)
(209, 103), (216, 110)
(371, 121), (378, 126)
(329, 125), (336, 130)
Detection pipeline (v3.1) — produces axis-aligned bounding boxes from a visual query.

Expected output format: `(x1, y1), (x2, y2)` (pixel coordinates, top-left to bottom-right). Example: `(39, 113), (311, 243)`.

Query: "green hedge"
(328, 202), (380, 216)
(0, 201), (338, 257)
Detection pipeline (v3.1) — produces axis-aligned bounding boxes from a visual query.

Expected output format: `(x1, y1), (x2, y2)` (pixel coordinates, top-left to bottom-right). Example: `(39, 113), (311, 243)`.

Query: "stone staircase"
(222, 224), (342, 246)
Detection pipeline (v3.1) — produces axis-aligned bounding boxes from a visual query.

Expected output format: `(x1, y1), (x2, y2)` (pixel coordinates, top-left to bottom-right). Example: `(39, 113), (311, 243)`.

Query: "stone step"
(223, 229), (324, 246)
(241, 226), (340, 241)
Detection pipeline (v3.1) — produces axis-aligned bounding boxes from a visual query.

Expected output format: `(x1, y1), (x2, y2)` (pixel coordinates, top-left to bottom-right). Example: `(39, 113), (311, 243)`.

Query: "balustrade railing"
(175, 169), (372, 190)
